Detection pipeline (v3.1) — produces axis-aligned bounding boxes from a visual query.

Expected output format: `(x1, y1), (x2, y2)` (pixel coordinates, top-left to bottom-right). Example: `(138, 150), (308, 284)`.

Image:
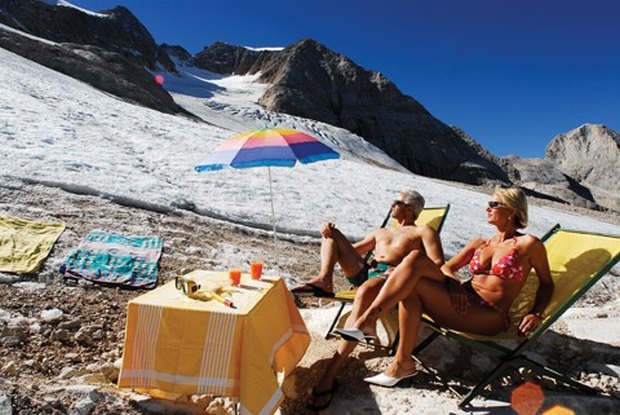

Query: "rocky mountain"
(193, 39), (509, 185)
(546, 124), (619, 211)
(0, 0), (189, 116)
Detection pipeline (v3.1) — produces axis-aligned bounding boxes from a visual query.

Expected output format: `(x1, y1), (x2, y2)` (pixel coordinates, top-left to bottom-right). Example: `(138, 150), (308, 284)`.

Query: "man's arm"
(420, 226), (445, 266)
(352, 230), (377, 257)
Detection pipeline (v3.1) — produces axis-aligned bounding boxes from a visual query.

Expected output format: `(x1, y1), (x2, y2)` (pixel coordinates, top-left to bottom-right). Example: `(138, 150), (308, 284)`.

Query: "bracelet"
(531, 312), (543, 319)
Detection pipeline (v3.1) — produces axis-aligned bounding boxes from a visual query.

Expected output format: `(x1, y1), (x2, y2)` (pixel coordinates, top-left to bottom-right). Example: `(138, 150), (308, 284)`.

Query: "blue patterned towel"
(60, 229), (163, 289)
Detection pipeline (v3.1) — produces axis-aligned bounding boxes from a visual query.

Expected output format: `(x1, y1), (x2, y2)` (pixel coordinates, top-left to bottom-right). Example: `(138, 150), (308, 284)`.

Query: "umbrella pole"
(268, 166), (277, 242)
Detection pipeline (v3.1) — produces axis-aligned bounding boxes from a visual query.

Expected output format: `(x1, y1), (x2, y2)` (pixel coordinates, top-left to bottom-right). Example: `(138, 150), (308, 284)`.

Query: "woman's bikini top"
(469, 237), (524, 281)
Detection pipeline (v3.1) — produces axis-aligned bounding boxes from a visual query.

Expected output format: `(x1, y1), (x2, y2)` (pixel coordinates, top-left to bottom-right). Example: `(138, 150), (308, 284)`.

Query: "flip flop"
(334, 327), (378, 343)
(306, 381), (339, 411)
(291, 283), (335, 298)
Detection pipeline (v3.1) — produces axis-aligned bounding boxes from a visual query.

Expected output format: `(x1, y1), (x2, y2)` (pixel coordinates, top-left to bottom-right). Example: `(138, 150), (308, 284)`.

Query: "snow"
(38, 1), (109, 18)
(0, 46), (618, 259)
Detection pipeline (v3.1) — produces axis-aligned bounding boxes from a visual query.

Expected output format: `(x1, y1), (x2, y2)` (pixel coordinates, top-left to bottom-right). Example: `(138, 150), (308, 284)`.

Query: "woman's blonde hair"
(494, 185), (528, 229)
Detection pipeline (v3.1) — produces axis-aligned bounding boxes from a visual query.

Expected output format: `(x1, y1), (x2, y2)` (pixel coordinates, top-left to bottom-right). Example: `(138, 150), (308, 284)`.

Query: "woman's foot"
(333, 327), (377, 342)
(364, 359), (419, 387)
(384, 358), (418, 379)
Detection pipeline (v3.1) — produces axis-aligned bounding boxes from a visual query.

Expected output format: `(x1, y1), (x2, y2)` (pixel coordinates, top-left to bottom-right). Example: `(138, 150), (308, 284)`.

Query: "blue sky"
(70, 0), (619, 158)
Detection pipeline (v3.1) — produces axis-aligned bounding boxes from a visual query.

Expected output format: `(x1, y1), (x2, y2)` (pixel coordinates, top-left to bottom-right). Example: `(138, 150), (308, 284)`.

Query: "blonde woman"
(336, 186), (553, 387)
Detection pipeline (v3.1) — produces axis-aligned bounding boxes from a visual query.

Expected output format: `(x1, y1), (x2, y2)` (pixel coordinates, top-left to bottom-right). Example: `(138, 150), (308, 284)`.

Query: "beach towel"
(0, 215), (65, 273)
(60, 229), (163, 289)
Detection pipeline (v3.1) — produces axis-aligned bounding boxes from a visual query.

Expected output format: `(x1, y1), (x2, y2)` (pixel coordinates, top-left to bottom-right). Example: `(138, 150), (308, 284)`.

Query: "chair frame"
(323, 205), (451, 353)
(412, 224), (620, 408)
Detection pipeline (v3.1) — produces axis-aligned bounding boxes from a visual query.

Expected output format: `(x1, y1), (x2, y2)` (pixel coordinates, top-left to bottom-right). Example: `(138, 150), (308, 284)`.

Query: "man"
(296, 189), (445, 411)
(292, 189), (444, 297)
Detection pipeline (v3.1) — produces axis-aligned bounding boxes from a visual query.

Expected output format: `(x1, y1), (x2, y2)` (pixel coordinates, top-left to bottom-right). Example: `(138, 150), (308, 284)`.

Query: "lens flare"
(541, 405), (575, 415)
(511, 381), (544, 415)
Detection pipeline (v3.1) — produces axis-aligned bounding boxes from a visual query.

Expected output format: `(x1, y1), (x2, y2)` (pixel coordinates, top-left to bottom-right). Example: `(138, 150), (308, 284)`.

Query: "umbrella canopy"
(194, 128), (339, 172)
(195, 128), (340, 239)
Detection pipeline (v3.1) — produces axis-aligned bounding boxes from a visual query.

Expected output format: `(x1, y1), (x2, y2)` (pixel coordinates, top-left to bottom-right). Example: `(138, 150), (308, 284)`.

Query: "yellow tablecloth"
(117, 270), (310, 415)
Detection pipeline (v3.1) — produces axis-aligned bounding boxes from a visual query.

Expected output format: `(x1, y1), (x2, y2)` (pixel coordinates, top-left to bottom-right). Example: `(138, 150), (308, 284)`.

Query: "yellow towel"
(0, 215), (65, 273)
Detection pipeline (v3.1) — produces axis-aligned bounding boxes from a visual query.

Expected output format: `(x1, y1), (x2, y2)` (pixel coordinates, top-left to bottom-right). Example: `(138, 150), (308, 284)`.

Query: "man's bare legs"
(308, 278), (384, 407)
(296, 227), (366, 293)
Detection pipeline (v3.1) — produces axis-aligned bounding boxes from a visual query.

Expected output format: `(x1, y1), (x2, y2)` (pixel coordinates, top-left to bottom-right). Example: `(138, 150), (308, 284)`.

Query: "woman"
(334, 186), (553, 388)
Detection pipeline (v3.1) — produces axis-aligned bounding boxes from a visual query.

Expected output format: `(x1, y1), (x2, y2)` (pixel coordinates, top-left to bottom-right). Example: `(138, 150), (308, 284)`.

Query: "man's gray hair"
(401, 190), (425, 219)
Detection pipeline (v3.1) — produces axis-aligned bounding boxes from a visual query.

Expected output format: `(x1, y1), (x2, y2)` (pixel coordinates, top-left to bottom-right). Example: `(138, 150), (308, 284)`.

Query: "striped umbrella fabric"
(194, 128), (340, 172)
(195, 128), (340, 240)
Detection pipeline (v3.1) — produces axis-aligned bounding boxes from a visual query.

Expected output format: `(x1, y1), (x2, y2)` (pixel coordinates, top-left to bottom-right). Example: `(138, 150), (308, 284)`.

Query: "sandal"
(306, 380), (339, 411)
(291, 283), (335, 298)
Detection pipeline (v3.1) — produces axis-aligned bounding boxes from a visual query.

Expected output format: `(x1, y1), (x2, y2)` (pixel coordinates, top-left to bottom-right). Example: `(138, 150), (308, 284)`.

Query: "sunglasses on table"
(487, 201), (506, 209)
(175, 275), (201, 296)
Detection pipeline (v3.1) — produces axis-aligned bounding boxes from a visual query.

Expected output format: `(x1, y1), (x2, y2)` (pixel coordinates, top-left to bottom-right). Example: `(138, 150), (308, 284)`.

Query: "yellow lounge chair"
(324, 205), (451, 352)
(412, 224), (620, 407)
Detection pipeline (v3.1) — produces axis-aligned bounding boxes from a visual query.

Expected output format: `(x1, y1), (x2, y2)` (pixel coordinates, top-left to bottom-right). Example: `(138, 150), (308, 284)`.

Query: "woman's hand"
(446, 278), (470, 315)
(518, 313), (542, 336)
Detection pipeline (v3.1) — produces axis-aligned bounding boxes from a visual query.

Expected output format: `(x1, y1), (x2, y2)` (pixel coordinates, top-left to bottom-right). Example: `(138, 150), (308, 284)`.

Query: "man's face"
(390, 194), (413, 218)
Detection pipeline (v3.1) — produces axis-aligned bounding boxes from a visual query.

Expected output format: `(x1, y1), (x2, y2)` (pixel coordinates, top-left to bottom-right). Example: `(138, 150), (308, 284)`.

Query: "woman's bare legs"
(309, 278), (385, 406)
(385, 277), (506, 377)
(353, 250), (444, 332)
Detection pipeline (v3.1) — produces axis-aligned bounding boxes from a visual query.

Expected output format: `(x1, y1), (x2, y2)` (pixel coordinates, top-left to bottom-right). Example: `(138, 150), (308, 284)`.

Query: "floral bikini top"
(469, 237), (524, 281)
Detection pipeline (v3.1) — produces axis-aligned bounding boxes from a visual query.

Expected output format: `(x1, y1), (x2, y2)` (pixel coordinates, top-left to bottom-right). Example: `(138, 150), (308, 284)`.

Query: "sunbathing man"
(296, 190), (445, 411)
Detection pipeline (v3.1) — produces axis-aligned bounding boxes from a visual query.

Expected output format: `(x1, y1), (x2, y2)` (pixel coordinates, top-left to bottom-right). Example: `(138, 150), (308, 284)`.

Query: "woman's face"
(486, 195), (514, 227)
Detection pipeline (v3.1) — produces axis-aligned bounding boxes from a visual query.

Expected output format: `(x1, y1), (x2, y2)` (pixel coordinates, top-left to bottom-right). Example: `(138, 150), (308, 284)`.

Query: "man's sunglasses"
(175, 276), (200, 296)
(487, 201), (506, 209)
(392, 200), (412, 207)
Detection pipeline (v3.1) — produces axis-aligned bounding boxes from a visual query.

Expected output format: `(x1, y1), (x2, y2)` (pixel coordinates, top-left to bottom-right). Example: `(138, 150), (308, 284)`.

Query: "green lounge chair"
(412, 224), (620, 407)
(324, 205), (451, 353)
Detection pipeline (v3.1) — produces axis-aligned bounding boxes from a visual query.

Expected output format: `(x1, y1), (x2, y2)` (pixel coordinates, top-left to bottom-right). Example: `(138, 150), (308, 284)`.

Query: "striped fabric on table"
(60, 229), (163, 288)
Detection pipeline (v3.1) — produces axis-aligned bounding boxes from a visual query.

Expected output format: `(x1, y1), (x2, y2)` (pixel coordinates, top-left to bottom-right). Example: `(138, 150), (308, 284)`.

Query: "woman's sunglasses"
(175, 276), (200, 296)
(487, 201), (505, 209)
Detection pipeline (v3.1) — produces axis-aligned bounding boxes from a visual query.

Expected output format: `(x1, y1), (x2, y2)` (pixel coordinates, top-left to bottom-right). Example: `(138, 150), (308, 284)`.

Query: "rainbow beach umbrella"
(195, 128), (340, 238)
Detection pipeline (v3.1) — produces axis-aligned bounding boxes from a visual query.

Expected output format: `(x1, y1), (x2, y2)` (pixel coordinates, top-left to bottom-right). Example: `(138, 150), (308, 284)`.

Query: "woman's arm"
(519, 237), (554, 335)
(440, 238), (484, 314)
(440, 238), (484, 279)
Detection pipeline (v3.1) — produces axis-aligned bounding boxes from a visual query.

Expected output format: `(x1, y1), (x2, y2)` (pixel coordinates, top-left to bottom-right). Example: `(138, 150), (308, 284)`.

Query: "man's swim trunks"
(346, 260), (395, 286)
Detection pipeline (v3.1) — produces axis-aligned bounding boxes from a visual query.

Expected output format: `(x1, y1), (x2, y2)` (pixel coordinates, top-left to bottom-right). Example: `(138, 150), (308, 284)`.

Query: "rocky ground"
(1, 178), (619, 414)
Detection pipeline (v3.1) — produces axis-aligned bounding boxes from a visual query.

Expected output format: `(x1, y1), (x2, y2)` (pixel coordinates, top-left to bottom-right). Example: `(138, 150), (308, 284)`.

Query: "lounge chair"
(323, 205), (451, 352)
(412, 224), (620, 407)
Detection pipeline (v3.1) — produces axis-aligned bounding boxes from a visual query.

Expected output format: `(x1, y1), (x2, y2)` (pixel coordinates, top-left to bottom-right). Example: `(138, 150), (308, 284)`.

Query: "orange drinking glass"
(228, 269), (242, 286)
(250, 262), (263, 280)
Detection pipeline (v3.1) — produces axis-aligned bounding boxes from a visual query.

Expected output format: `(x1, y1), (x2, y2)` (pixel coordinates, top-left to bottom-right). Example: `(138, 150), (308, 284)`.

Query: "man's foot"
(306, 380), (338, 411)
(291, 282), (334, 298)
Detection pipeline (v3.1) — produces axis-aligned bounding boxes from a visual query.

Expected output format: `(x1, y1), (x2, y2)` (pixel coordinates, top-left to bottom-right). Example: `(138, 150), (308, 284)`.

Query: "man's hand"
(321, 222), (337, 238)
(518, 313), (542, 336)
(446, 278), (470, 315)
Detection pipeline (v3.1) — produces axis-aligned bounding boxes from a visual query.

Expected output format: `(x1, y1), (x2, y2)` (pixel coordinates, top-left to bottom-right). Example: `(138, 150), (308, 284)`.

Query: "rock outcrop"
(0, 0), (190, 116)
(0, 0), (174, 71)
(193, 41), (277, 75)
(194, 39), (509, 185)
(546, 124), (619, 211)
(501, 155), (600, 209)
